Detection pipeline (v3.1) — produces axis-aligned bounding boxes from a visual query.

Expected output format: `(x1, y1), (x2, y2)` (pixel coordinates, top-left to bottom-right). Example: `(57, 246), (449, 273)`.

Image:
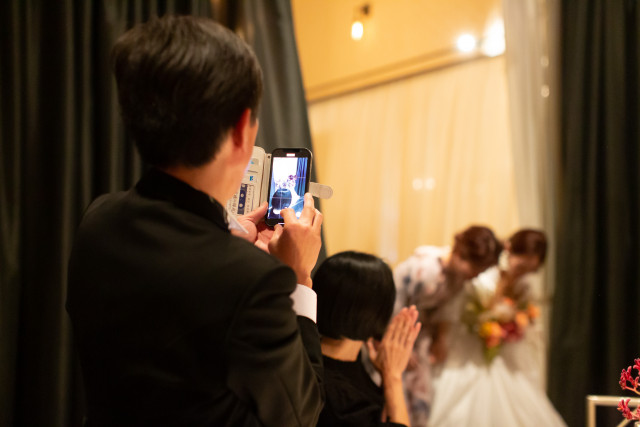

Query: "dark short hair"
(509, 229), (547, 263)
(111, 15), (263, 168)
(453, 225), (502, 271)
(314, 251), (395, 341)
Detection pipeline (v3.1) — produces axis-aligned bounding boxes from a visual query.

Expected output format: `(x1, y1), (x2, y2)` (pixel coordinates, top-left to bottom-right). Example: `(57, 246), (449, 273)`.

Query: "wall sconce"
(351, 3), (370, 41)
(455, 19), (505, 57)
(456, 34), (477, 53)
(480, 19), (505, 57)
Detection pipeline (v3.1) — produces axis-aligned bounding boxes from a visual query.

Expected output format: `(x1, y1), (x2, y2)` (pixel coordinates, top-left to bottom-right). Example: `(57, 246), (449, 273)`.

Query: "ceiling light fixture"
(351, 3), (370, 41)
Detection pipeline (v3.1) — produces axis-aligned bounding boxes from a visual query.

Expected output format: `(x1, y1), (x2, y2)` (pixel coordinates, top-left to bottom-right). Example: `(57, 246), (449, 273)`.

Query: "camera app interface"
(267, 156), (309, 221)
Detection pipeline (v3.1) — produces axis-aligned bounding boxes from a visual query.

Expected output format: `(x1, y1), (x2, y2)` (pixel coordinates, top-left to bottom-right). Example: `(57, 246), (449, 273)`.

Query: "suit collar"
(135, 167), (230, 232)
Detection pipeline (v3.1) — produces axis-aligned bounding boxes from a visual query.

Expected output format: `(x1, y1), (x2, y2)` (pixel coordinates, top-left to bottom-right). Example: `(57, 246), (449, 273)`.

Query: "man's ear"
(231, 108), (258, 152)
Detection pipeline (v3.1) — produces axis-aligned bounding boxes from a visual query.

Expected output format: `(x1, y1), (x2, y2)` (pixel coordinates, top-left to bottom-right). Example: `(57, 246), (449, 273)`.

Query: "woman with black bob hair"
(314, 251), (421, 427)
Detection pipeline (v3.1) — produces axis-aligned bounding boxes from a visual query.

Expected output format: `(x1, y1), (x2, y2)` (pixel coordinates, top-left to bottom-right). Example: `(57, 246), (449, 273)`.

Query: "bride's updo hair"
(509, 229), (547, 263)
(453, 225), (503, 272)
(314, 251), (395, 341)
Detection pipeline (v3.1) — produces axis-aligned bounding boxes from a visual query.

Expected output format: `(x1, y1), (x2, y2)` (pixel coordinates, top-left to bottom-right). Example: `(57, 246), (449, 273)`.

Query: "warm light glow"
(425, 177), (436, 190)
(541, 85), (550, 98)
(351, 20), (364, 40)
(481, 19), (505, 57)
(456, 34), (477, 53)
(412, 178), (423, 190)
(412, 177), (436, 191)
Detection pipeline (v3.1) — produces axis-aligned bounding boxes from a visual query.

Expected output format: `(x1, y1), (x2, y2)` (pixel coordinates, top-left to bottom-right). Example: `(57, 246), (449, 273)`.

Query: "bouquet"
(618, 358), (640, 421)
(461, 287), (539, 363)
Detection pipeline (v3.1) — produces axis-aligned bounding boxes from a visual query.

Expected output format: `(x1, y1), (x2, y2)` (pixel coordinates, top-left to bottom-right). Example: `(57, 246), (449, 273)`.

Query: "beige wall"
(291, 1), (518, 261)
(292, 0), (502, 100)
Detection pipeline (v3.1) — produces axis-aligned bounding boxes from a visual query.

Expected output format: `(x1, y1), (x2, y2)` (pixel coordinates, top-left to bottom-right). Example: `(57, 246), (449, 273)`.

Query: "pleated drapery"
(547, 1), (640, 426)
(0, 1), (318, 425)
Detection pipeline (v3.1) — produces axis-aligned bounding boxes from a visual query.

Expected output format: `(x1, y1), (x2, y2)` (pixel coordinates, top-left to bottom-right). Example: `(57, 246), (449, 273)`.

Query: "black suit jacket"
(66, 169), (324, 426)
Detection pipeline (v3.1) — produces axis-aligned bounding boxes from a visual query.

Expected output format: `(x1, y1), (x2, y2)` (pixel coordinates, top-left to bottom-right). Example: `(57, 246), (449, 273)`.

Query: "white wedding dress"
(428, 268), (567, 427)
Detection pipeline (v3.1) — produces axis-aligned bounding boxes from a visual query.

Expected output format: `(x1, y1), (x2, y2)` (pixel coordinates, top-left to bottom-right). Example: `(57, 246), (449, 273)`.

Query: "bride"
(428, 229), (566, 427)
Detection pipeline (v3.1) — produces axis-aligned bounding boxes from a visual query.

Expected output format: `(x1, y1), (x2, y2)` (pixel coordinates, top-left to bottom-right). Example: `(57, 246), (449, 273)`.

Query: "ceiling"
(291, 0), (502, 101)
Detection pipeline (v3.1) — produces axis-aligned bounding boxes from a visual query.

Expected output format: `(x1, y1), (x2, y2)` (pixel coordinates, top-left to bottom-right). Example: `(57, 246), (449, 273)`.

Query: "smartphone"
(265, 148), (312, 226)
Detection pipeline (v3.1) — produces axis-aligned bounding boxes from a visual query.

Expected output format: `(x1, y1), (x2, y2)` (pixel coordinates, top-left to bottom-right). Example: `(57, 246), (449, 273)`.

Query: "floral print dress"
(393, 246), (458, 427)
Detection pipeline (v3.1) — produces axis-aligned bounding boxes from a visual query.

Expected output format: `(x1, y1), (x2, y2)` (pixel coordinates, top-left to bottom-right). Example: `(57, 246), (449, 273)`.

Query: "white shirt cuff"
(290, 284), (317, 323)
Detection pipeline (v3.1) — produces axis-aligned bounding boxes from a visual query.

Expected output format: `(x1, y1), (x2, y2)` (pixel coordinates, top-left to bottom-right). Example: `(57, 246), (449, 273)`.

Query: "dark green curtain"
(0, 0), (319, 425)
(548, 1), (640, 426)
(238, 1), (314, 153)
(233, 0), (326, 265)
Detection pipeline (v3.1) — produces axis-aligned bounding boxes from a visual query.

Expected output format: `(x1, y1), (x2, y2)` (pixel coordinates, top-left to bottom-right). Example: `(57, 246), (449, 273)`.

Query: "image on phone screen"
(266, 155), (309, 223)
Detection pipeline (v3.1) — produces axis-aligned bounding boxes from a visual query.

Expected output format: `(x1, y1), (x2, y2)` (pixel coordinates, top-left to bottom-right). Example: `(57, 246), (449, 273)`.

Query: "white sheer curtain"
(503, 0), (559, 293)
(309, 56), (519, 265)
(502, 0), (559, 385)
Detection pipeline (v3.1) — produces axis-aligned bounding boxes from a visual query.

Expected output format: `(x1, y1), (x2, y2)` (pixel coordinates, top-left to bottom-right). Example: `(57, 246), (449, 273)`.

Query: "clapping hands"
(368, 305), (422, 381)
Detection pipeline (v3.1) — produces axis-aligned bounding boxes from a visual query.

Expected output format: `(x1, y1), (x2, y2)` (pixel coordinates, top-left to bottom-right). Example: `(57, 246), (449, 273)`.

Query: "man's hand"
(254, 221), (274, 253)
(231, 202), (268, 245)
(268, 193), (323, 288)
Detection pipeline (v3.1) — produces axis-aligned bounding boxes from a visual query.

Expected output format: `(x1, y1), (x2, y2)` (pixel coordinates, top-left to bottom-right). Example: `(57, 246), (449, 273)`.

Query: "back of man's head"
(111, 15), (263, 168)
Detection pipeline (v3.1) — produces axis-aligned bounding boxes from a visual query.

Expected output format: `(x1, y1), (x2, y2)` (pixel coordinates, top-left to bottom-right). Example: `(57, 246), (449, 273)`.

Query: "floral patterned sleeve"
(393, 246), (448, 315)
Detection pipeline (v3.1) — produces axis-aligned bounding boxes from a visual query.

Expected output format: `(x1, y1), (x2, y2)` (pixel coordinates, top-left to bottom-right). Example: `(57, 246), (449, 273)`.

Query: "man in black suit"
(66, 15), (324, 426)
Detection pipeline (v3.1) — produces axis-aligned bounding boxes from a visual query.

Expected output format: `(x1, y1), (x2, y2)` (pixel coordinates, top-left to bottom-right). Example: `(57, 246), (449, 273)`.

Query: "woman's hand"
(368, 306), (421, 426)
(367, 306), (421, 382)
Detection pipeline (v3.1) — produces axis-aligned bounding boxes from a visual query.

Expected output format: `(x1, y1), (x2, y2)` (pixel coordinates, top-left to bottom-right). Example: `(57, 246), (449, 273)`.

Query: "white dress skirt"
(428, 273), (567, 427)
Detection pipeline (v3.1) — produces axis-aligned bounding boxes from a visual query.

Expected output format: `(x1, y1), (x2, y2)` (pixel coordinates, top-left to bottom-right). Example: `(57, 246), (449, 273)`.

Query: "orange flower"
(485, 336), (502, 348)
(515, 311), (530, 329)
(502, 297), (515, 307)
(527, 303), (540, 320)
(479, 321), (504, 341)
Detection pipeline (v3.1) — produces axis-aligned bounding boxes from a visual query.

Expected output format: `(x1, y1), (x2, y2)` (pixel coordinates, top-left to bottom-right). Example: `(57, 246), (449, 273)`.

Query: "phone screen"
(266, 150), (311, 225)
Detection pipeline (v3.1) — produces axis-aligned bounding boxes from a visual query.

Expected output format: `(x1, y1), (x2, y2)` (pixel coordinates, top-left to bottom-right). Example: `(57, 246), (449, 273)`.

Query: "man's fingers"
(312, 209), (323, 232)
(299, 193), (316, 224)
(245, 202), (268, 223)
(280, 207), (296, 224)
(267, 224), (282, 253)
(255, 240), (270, 253)
(271, 224), (284, 240)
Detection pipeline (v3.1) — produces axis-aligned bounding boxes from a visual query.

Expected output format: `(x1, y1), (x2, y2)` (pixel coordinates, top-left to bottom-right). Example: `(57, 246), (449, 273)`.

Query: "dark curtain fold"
(548, 1), (640, 426)
(236, 0), (314, 155)
(2, 0), (321, 424)
(1, 2), (221, 426)
(233, 0), (327, 263)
